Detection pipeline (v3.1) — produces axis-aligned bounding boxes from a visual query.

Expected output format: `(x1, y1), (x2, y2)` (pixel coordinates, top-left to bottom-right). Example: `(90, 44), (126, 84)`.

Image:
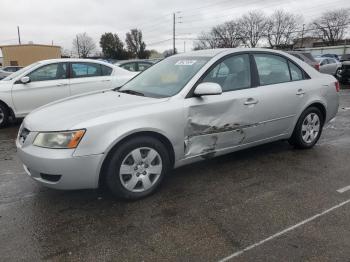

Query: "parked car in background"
(114, 60), (154, 72)
(340, 54), (350, 62)
(336, 61), (350, 84)
(287, 51), (320, 71)
(0, 59), (138, 127)
(321, 54), (340, 61)
(16, 48), (339, 199)
(315, 57), (341, 75)
(0, 66), (23, 80)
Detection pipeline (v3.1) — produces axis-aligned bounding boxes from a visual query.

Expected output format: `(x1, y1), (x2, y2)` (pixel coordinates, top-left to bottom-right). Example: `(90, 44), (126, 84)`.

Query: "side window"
(327, 59), (335, 64)
(138, 62), (152, 71)
(71, 63), (102, 78)
(121, 63), (137, 72)
(254, 54), (290, 85)
(28, 63), (67, 82)
(320, 59), (327, 66)
(101, 65), (113, 76)
(202, 54), (251, 92)
(288, 61), (304, 81)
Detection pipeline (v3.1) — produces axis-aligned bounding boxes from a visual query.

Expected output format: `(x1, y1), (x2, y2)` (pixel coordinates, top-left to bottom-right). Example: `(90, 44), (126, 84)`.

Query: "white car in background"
(315, 57), (341, 76)
(0, 59), (138, 127)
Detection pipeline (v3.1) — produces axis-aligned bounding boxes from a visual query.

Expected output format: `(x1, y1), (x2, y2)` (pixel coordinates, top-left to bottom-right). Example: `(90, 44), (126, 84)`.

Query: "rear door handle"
(101, 80), (111, 82)
(244, 98), (259, 105)
(296, 89), (305, 96)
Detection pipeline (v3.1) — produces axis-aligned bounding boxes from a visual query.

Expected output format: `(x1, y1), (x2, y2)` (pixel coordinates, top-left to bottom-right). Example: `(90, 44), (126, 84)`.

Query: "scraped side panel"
(184, 99), (258, 158)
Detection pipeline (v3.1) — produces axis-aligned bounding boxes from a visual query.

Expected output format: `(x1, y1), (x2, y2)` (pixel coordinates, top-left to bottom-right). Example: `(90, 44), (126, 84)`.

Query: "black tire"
(0, 103), (10, 128)
(289, 106), (324, 149)
(104, 136), (171, 200)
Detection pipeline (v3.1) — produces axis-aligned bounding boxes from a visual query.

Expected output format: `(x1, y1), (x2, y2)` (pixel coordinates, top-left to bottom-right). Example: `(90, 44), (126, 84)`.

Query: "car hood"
(24, 90), (168, 131)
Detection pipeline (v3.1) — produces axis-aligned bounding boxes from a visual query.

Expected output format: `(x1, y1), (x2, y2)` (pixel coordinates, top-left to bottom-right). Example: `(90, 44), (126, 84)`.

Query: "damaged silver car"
(16, 48), (339, 199)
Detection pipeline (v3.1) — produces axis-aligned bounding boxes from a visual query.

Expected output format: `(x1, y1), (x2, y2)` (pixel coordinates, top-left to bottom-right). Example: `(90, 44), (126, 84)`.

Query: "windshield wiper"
(118, 89), (145, 96)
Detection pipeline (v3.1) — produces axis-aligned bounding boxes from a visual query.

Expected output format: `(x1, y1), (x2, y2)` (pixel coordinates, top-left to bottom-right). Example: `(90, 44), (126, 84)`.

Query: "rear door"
(69, 62), (113, 95)
(250, 53), (311, 139)
(12, 62), (70, 115)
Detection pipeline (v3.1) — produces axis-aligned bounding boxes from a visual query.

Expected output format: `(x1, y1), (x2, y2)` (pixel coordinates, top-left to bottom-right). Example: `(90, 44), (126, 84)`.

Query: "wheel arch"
(0, 99), (15, 118)
(305, 102), (327, 123)
(98, 131), (175, 188)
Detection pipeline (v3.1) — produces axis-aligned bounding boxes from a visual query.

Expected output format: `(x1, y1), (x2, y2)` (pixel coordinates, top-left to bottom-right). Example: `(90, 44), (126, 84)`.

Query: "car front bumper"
(16, 138), (104, 190)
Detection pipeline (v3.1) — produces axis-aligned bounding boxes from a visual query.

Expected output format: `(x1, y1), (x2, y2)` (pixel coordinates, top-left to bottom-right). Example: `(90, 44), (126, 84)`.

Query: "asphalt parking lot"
(1, 90), (350, 261)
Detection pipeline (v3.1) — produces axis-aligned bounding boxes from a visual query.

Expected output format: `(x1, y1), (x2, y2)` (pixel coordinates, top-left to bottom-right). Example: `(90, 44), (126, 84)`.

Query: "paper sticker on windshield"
(175, 60), (197, 66)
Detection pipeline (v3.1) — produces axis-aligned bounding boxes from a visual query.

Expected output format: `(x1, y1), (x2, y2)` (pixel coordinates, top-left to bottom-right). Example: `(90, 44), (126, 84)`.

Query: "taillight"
(335, 81), (340, 92)
(314, 64), (320, 71)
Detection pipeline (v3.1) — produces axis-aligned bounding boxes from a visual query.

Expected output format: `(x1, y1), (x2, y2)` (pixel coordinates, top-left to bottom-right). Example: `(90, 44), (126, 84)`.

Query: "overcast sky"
(0, 0), (349, 55)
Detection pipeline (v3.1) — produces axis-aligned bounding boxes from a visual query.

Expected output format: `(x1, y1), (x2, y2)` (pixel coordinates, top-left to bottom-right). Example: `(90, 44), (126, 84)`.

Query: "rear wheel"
(105, 136), (170, 200)
(0, 103), (9, 128)
(289, 107), (324, 149)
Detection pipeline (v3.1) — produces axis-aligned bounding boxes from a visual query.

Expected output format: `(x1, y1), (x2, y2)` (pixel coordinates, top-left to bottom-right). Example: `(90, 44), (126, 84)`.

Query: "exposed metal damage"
(184, 105), (260, 158)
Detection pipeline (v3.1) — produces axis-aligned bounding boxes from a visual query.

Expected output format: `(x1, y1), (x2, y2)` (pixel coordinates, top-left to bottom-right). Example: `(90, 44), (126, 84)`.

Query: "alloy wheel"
(301, 113), (320, 144)
(0, 108), (4, 125)
(119, 147), (163, 193)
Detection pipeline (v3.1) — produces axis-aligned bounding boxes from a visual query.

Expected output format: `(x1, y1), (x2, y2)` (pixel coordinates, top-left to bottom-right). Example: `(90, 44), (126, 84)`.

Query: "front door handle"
(244, 98), (259, 105)
(296, 89), (305, 96)
(56, 83), (68, 87)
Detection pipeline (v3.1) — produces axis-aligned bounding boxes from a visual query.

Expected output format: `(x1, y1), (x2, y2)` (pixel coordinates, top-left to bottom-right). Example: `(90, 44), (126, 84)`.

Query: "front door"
(12, 62), (69, 115)
(183, 54), (262, 158)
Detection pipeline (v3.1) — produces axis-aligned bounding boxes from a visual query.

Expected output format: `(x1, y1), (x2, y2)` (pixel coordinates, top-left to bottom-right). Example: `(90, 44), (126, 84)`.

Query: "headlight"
(33, 130), (86, 149)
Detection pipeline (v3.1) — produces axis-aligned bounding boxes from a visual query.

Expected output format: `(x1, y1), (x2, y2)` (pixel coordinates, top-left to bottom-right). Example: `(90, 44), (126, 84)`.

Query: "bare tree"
(125, 29), (150, 59)
(194, 20), (243, 50)
(72, 33), (96, 58)
(239, 11), (268, 47)
(310, 9), (350, 45)
(266, 10), (302, 48)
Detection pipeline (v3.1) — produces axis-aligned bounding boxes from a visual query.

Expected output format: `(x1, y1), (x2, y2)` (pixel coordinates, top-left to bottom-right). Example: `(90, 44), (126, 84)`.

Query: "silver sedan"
(16, 48), (339, 199)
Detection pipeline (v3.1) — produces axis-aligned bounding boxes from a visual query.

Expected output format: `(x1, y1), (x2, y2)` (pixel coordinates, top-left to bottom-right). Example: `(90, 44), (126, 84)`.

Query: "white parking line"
(337, 185), (350, 194)
(219, 199), (350, 262)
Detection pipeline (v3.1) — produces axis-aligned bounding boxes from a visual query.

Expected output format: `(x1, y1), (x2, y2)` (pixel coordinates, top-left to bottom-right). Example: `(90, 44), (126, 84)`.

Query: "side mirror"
(194, 82), (222, 96)
(20, 76), (31, 84)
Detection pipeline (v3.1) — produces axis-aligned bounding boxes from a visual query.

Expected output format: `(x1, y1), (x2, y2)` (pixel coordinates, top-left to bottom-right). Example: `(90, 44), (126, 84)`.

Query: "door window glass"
(201, 54), (251, 92)
(138, 62), (152, 71)
(288, 61), (304, 81)
(101, 65), (113, 76)
(320, 59), (328, 66)
(28, 63), (67, 82)
(120, 63), (137, 72)
(71, 63), (102, 78)
(254, 54), (291, 85)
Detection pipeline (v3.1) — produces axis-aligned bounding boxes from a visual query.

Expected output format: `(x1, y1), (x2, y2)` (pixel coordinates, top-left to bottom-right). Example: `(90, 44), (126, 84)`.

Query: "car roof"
(37, 58), (114, 67)
(115, 59), (153, 65)
(177, 48), (298, 58)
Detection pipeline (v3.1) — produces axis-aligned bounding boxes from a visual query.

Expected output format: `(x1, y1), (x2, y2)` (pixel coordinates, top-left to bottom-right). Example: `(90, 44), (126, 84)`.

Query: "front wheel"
(105, 136), (171, 200)
(0, 103), (10, 128)
(289, 107), (324, 149)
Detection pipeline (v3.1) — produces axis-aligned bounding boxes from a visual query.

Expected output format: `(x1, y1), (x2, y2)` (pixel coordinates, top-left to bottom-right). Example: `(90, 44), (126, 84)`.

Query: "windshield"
(2, 62), (40, 81)
(119, 56), (210, 98)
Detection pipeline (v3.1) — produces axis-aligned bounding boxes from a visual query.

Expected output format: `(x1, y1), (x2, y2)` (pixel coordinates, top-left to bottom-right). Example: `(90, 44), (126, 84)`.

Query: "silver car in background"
(16, 48), (339, 199)
(315, 57), (341, 75)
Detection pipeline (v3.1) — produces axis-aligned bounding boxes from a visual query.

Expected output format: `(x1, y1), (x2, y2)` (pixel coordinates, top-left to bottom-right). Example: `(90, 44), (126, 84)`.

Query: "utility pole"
(173, 13), (176, 55)
(76, 35), (80, 58)
(172, 12), (182, 55)
(184, 41), (186, 52)
(300, 24), (305, 49)
(17, 26), (21, 45)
